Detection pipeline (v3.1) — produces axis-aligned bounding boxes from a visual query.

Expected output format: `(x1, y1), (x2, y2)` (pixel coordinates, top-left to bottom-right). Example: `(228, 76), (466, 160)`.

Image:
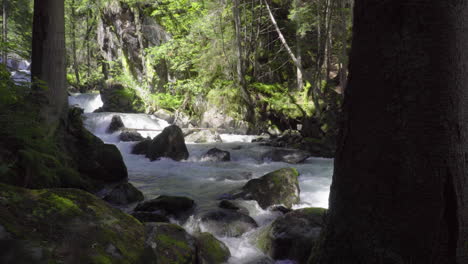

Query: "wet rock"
(236, 168), (300, 209)
(201, 148), (230, 162)
(134, 195), (195, 220)
(131, 211), (170, 223)
(270, 205), (292, 215)
(262, 148), (311, 164)
(218, 200), (249, 215)
(119, 131), (144, 142)
(199, 209), (258, 237)
(0, 183), (148, 263)
(153, 109), (175, 123)
(107, 115), (125, 133)
(132, 139), (152, 155)
(146, 125), (189, 161)
(195, 232), (231, 264)
(95, 144), (128, 182)
(257, 208), (326, 263)
(103, 182), (144, 205)
(145, 223), (197, 264)
(185, 129), (222, 143)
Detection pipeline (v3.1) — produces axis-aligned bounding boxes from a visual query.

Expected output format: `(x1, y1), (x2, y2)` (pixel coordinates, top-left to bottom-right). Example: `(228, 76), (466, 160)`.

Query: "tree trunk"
(70, 0), (80, 85)
(31, 0), (67, 126)
(312, 1), (468, 263)
(233, 0), (255, 127)
(2, 0), (7, 65)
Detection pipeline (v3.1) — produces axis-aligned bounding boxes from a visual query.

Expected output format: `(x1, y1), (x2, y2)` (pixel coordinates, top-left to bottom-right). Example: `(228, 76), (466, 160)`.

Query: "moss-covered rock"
(257, 207), (326, 264)
(236, 168), (300, 209)
(146, 125), (189, 161)
(95, 82), (144, 113)
(145, 223), (197, 264)
(0, 183), (149, 264)
(195, 232), (230, 264)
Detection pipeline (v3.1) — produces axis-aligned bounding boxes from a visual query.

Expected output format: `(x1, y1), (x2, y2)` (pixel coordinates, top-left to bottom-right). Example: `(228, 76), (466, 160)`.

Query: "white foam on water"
(220, 134), (258, 143)
(68, 93), (103, 113)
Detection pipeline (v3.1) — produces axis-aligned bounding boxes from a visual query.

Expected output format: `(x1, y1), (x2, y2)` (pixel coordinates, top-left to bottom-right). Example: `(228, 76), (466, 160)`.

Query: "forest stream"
(69, 93), (333, 264)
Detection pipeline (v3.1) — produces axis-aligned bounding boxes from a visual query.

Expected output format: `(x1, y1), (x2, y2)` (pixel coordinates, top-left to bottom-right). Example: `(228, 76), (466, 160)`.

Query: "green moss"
(90, 254), (113, 264)
(157, 234), (191, 250)
(196, 232), (230, 263)
(301, 207), (327, 215)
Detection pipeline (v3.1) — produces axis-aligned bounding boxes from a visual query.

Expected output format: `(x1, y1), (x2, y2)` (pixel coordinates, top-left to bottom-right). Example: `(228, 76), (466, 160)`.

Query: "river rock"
(119, 131), (145, 141)
(131, 211), (170, 223)
(199, 209), (258, 237)
(154, 109), (175, 123)
(134, 195), (195, 220)
(195, 232), (231, 264)
(145, 223), (197, 264)
(218, 200), (249, 215)
(0, 183), (151, 263)
(146, 125), (189, 161)
(185, 130), (222, 143)
(262, 148), (311, 164)
(257, 208), (326, 263)
(95, 144), (128, 182)
(132, 139), (152, 155)
(244, 256), (275, 264)
(236, 168), (300, 209)
(107, 115), (125, 133)
(103, 182), (144, 205)
(201, 148), (230, 162)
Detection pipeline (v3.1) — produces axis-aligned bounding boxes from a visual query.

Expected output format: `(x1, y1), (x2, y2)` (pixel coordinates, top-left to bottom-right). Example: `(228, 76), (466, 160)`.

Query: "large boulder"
(134, 195), (195, 221)
(65, 108), (128, 186)
(201, 148), (230, 162)
(146, 125), (189, 161)
(195, 232), (231, 264)
(199, 209), (258, 237)
(103, 182), (144, 205)
(236, 168), (300, 209)
(107, 115), (125, 133)
(262, 148), (311, 164)
(132, 139), (152, 155)
(257, 208), (326, 263)
(200, 105), (249, 134)
(185, 129), (222, 143)
(131, 211), (170, 223)
(0, 183), (151, 263)
(145, 223), (197, 264)
(95, 82), (144, 113)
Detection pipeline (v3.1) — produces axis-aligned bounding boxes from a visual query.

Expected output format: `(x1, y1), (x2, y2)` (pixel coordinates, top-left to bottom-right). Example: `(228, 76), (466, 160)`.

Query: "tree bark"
(70, 0), (80, 85)
(31, 0), (67, 126)
(312, 1), (468, 263)
(233, 0), (255, 127)
(2, 0), (7, 65)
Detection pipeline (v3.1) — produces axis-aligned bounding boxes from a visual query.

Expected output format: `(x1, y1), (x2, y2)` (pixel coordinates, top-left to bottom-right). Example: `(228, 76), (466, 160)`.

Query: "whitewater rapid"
(69, 94), (333, 264)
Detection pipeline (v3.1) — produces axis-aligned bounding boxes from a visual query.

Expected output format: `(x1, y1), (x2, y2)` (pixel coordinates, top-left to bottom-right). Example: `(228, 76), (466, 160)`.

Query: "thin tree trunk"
(86, 9), (91, 79)
(2, 0), (7, 65)
(233, 0), (255, 127)
(312, 1), (468, 263)
(31, 0), (67, 126)
(338, 0), (348, 94)
(71, 0), (80, 84)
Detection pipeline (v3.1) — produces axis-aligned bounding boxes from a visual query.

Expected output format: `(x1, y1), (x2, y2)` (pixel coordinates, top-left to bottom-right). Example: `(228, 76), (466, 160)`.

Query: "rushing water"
(71, 93), (333, 264)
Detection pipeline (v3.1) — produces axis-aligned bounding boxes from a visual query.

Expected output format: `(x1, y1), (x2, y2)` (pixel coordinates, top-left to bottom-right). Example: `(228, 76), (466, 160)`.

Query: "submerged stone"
(262, 148), (311, 164)
(201, 148), (231, 162)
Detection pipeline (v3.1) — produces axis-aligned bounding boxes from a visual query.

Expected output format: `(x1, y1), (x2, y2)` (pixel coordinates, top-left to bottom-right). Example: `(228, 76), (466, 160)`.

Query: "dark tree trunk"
(70, 0), (80, 84)
(2, 0), (7, 64)
(312, 1), (468, 263)
(31, 0), (67, 126)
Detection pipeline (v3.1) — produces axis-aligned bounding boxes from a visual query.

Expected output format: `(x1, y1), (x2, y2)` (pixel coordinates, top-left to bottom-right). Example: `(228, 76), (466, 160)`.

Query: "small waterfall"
(68, 93), (104, 113)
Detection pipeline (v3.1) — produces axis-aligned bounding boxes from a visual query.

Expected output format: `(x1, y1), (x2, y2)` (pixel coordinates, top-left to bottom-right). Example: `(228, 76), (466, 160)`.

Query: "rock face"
(107, 115), (125, 133)
(185, 129), (222, 143)
(134, 195), (195, 221)
(103, 182), (144, 205)
(258, 208), (326, 263)
(200, 105), (248, 134)
(95, 82), (144, 113)
(262, 148), (310, 164)
(199, 209), (258, 237)
(145, 223), (197, 264)
(236, 168), (300, 209)
(0, 183), (151, 263)
(146, 125), (189, 161)
(201, 148), (230, 162)
(119, 130), (145, 142)
(195, 232), (231, 264)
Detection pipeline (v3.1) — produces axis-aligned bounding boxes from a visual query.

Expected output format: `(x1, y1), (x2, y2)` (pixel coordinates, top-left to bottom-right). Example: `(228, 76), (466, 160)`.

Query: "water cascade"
(70, 93), (333, 264)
